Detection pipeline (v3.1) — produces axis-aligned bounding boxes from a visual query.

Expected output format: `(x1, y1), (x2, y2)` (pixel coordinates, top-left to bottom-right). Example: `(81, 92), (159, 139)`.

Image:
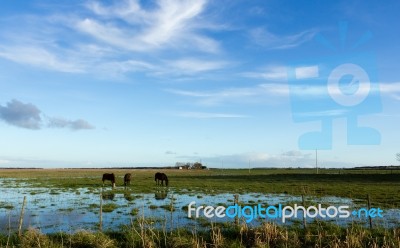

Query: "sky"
(0, 0), (399, 168)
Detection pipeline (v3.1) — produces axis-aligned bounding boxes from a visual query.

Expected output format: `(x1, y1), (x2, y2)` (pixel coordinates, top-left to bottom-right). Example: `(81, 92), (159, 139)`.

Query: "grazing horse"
(124, 173), (132, 187)
(154, 172), (169, 186)
(102, 173), (116, 188)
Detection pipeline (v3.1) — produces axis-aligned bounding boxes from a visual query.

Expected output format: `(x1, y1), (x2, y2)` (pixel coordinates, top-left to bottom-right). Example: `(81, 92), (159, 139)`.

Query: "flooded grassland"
(0, 168), (399, 234)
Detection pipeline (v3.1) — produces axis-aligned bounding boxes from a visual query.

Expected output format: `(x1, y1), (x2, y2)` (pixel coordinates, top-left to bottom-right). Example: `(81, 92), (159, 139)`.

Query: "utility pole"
(248, 160), (250, 174)
(316, 149), (319, 174)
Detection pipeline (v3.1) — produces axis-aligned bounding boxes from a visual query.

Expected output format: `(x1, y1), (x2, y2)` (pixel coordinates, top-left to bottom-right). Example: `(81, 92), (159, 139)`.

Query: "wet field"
(1, 177), (399, 234)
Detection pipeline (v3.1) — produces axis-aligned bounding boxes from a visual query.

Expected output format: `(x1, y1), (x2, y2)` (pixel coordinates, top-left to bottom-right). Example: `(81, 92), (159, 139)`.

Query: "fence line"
(18, 196), (26, 236)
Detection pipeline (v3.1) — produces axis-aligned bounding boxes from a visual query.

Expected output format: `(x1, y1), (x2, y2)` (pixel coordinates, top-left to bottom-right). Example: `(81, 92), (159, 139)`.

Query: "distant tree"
(175, 162), (184, 168)
(191, 162), (203, 170)
(175, 162), (191, 169)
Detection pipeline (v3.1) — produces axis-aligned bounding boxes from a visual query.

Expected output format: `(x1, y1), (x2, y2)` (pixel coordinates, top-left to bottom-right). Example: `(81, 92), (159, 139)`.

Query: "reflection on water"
(0, 179), (399, 234)
(155, 190), (167, 200)
(102, 192), (115, 201)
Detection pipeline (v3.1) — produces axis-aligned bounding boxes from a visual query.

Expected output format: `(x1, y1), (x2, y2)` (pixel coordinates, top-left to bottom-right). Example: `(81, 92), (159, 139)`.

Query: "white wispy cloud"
(380, 82), (400, 100)
(166, 80), (400, 107)
(165, 58), (229, 74)
(166, 83), (289, 106)
(0, 0), (225, 78)
(96, 60), (158, 78)
(86, 0), (146, 22)
(241, 65), (288, 80)
(0, 45), (84, 73)
(295, 109), (349, 117)
(174, 111), (249, 119)
(250, 27), (317, 50)
(0, 0), (326, 81)
(295, 65), (319, 79)
(75, 18), (143, 51)
(78, 0), (218, 53)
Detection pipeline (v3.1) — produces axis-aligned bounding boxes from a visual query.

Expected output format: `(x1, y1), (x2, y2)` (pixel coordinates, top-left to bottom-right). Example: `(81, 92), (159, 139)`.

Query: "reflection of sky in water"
(0, 179), (399, 233)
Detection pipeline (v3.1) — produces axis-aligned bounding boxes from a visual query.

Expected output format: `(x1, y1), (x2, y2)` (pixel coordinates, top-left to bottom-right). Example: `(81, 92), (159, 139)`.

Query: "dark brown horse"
(155, 172), (168, 186)
(124, 173), (132, 187)
(102, 173), (116, 188)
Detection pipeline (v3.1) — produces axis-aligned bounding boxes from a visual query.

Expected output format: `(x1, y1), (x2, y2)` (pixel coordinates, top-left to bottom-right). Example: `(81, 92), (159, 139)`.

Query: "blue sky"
(0, 0), (399, 168)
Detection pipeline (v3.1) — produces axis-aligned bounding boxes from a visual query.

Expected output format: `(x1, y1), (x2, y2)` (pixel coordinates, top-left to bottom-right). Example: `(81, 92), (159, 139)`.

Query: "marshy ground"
(0, 168), (399, 247)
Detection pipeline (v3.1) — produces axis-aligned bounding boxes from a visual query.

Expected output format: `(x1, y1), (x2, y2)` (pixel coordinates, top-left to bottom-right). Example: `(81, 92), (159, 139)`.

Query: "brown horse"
(124, 173), (132, 187)
(102, 173), (116, 188)
(155, 172), (168, 186)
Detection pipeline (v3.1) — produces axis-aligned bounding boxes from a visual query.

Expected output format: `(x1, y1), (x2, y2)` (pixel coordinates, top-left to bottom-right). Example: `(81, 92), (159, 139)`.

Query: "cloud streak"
(166, 83), (289, 106)
(0, 45), (84, 73)
(380, 82), (400, 100)
(167, 81), (400, 107)
(250, 27), (317, 50)
(241, 66), (288, 81)
(174, 111), (249, 119)
(0, 99), (94, 131)
(48, 118), (95, 130)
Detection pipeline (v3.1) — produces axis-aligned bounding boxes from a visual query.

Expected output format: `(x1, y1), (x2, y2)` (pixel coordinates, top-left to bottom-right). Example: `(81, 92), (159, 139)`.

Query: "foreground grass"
(1, 168), (400, 208)
(0, 221), (399, 248)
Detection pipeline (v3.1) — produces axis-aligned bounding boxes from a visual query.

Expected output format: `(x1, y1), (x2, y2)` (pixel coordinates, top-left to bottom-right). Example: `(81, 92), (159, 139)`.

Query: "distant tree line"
(175, 162), (207, 170)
